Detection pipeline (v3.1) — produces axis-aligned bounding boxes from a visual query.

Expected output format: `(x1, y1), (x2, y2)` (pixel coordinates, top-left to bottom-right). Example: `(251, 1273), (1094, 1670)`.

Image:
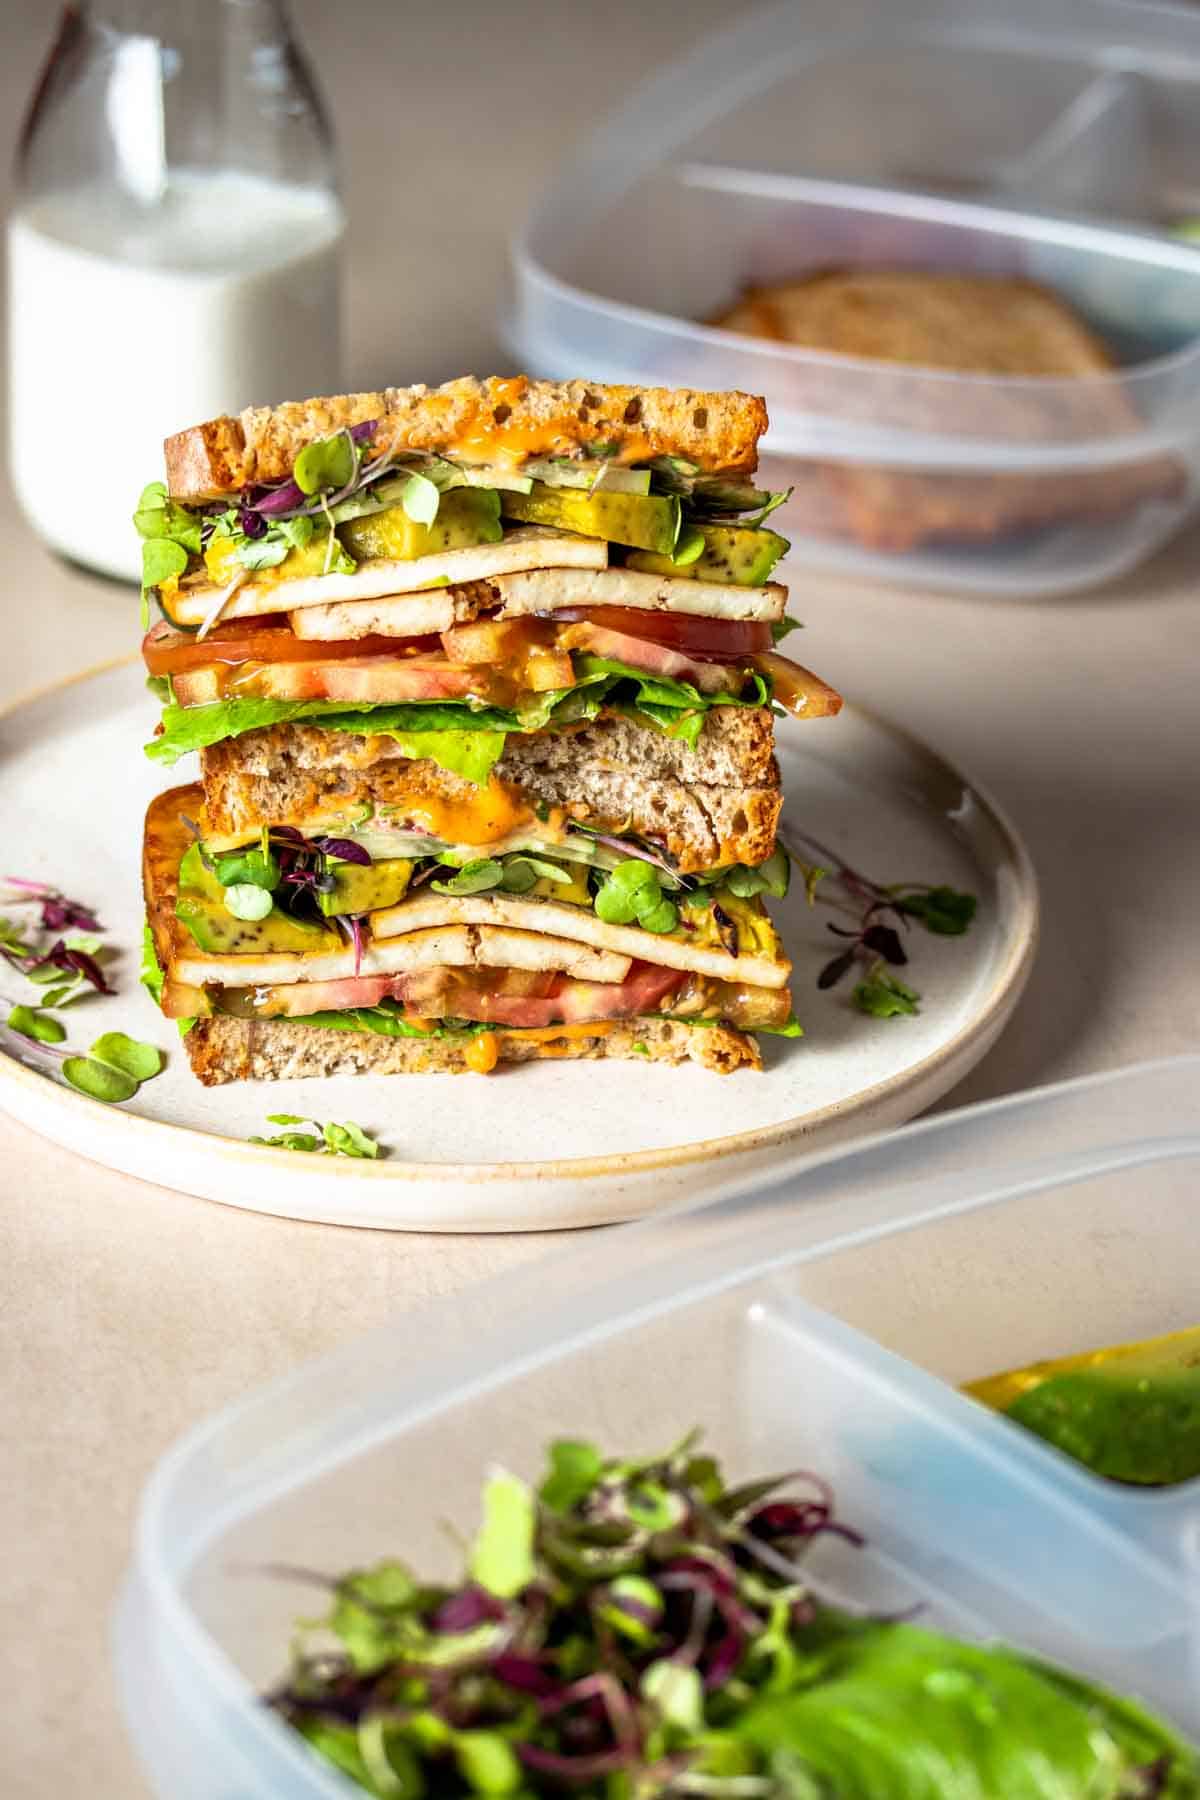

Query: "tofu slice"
(173, 923), (631, 990)
(167, 527), (608, 626)
(493, 567), (787, 623)
(371, 892), (792, 990)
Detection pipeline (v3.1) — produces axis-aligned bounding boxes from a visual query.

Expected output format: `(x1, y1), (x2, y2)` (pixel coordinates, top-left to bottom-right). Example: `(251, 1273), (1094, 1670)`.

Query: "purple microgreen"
(333, 912), (367, 976)
(30, 939), (114, 996)
(779, 829), (974, 1010)
(1, 877), (102, 934)
(317, 837), (373, 867)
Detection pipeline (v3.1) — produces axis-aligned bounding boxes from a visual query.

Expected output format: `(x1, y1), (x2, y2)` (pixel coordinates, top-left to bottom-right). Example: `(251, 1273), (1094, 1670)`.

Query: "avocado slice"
(499, 482), (680, 553)
(339, 488), (502, 562)
(626, 523), (787, 587)
(966, 1325), (1200, 1485)
(317, 858), (414, 917)
(174, 844), (331, 955)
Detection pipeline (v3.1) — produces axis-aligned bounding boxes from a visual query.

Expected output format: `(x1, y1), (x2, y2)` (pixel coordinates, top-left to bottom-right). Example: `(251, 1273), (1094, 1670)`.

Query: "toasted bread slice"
(183, 1010), (761, 1083)
(197, 708), (782, 874)
(714, 271), (1117, 377)
(712, 271), (1185, 547)
(165, 376), (768, 502)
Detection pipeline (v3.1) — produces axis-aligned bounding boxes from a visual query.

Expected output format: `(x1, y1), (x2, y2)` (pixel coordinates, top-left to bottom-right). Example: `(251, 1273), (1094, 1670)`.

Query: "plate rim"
(0, 657), (1038, 1187)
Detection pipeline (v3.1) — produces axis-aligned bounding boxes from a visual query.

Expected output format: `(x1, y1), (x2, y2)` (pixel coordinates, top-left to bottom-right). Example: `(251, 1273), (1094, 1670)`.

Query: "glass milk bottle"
(8, 0), (345, 581)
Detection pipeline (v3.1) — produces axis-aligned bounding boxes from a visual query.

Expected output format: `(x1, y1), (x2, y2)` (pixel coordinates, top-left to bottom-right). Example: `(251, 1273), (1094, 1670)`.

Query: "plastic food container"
(115, 1055), (1200, 1798)
(509, 0), (1200, 595)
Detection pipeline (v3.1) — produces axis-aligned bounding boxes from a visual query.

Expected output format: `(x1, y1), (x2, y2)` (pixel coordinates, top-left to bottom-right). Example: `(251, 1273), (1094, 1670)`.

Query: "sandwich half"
(137, 376), (841, 1081)
(143, 785), (798, 1081)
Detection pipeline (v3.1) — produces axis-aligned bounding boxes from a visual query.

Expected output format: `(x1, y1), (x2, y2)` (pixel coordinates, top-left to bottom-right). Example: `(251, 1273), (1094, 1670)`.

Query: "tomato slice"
(143, 617), (441, 676)
(543, 605), (772, 663)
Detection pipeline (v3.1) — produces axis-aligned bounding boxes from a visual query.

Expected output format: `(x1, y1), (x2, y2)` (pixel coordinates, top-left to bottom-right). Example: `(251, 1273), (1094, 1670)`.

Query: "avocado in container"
(114, 1055), (1200, 1797)
(509, 0), (1200, 597)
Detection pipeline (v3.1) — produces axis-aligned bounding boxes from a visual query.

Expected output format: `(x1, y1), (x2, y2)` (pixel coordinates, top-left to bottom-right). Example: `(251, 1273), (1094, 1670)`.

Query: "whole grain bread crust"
(165, 376), (768, 501)
(184, 1011), (760, 1083)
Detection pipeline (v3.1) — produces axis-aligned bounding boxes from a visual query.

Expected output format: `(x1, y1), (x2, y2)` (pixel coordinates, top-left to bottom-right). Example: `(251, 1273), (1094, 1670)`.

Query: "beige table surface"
(3, 2), (1199, 1794)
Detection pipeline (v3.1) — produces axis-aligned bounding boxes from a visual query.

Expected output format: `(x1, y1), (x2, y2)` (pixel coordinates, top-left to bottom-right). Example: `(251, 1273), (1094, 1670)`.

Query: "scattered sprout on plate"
(251, 1114), (383, 1158)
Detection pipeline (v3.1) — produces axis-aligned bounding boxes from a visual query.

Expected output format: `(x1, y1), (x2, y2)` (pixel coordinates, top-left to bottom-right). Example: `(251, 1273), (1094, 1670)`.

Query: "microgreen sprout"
(267, 1434), (1200, 1800)
(251, 1115), (382, 1158)
(779, 829), (975, 1018)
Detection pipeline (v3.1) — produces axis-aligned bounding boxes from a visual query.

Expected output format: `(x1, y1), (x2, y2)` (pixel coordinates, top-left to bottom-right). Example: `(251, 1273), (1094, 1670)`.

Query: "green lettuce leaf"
(144, 659), (771, 775)
(731, 1619), (1200, 1798)
(144, 696), (518, 777)
(282, 1003), (487, 1040)
(379, 729), (508, 787)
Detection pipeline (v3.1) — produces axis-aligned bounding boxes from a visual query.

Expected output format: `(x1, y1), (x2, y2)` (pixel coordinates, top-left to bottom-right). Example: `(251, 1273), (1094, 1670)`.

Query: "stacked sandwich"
(138, 376), (841, 1083)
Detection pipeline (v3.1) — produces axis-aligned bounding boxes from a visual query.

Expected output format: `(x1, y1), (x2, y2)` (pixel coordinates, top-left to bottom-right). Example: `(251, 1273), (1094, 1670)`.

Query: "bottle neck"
(82, 0), (291, 36)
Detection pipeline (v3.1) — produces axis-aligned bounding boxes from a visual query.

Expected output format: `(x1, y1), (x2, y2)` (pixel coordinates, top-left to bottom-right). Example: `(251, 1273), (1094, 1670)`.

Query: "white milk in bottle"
(8, 171), (344, 582)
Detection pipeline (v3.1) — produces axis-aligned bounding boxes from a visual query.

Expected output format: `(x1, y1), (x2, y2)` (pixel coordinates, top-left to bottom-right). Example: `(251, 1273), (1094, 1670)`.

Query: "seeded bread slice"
(165, 376), (768, 501)
(197, 709), (781, 873)
(183, 1011), (760, 1084)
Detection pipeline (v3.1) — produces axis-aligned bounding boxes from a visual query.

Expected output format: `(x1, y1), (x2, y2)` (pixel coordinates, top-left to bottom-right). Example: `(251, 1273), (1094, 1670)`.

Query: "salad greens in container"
(271, 1435), (1198, 1798)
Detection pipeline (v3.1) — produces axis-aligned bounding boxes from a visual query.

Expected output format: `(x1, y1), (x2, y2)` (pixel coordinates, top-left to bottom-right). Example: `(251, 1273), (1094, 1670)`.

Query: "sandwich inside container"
(115, 1054), (1200, 1796)
(509, 0), (1200, 594)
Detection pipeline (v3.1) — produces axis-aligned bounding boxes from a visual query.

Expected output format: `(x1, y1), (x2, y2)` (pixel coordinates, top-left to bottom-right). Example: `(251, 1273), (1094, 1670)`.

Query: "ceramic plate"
(0, 660), (1036, 1231)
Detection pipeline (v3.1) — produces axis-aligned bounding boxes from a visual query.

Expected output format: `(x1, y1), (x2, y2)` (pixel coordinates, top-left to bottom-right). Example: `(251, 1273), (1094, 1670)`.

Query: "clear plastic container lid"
(508, 0), (1200, 593)
(116, 1055), (1200, 1797)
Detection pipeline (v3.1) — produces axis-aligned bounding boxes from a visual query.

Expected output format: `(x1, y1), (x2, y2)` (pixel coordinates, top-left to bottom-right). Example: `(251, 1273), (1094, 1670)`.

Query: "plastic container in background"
(115, 1055), (1200, 1798)
(509, 0), (1200, 596)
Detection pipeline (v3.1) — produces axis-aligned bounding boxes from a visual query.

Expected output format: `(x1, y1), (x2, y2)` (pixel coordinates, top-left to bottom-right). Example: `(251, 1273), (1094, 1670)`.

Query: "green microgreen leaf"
(400, 472), (441, 528)
(671, 525), (707, 567)
(852, 965), (920, 1018)
(431, 858), (504, 897)
(64, 931), (103, 955)
(453, 1731), (522, 1795)
(252, 1115), (384, 1157)
(140, 538), (189, 594)
(36, 983), (77, 1008)
(235, 536), (292, 572)
(771, 615), (803, 644)
(469, 1469), (536, 1599)
(539, 1439), (605, 1513)
(89, 1032), (163, 1082)
(642, 1659), (705, 1732)
(293, 429), (356, 496)
(323, 1120), (380, 1160)
(62, 1056), (140, 1103)
(892, 885), (978, 936)
(213, 845), (281, 891)
(0, 916), (31, 952)
(7, 1003), (66, 1044)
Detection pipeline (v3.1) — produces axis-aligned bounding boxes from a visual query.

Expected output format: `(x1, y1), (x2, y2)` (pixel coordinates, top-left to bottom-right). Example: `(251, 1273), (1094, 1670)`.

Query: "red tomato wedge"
(556, 621), (740, 695)
(171, 657), (492, 708)
(546, 605), (772, 662)
(142, 617), (441, 677)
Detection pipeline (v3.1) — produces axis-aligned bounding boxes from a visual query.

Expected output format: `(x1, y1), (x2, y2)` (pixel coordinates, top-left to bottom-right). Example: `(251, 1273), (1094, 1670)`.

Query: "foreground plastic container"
(510, 0), (1200, 595)
(116, 1056), (1200, 1797)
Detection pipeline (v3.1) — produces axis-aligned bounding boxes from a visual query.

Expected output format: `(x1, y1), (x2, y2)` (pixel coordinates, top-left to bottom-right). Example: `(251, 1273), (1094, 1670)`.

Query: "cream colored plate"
(0, 659), (1036, 1231)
